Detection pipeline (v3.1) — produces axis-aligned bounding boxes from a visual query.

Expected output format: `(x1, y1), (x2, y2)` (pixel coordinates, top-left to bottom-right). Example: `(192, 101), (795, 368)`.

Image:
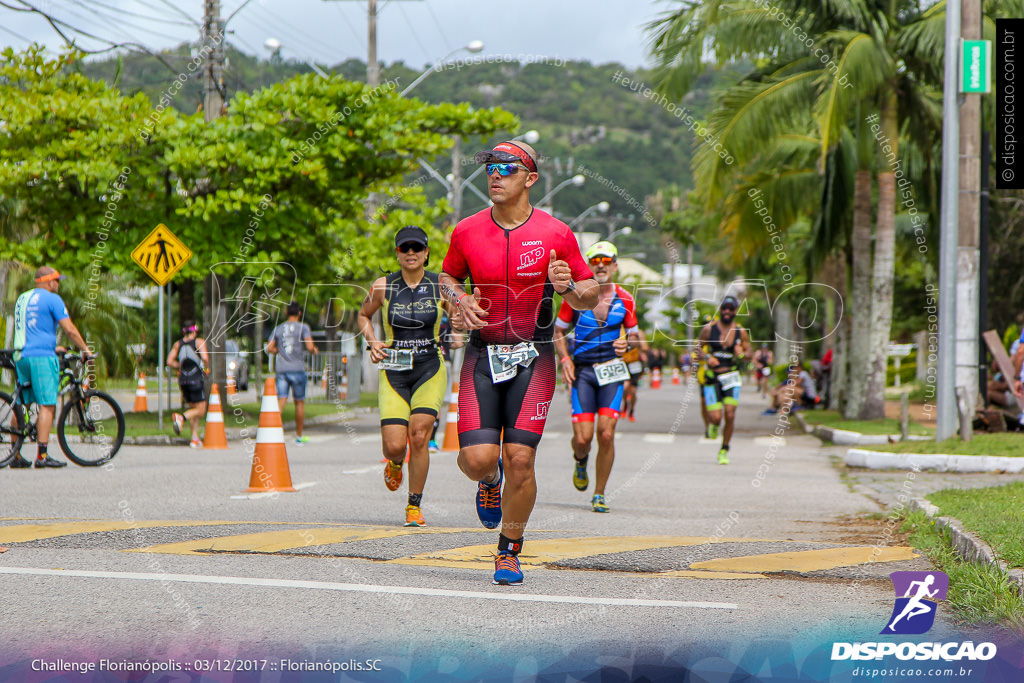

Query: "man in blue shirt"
(10, 267), (92, 468)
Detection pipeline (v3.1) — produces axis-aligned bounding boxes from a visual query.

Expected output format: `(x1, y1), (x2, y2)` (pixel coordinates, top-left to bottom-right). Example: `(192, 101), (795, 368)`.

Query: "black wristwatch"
(564, 279), (577, 294)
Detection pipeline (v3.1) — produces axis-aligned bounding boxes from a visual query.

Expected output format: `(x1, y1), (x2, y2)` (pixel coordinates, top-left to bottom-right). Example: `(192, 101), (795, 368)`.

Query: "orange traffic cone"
(652, 368), (662, 389)
(226, 375), (237, 396)
(672, 367), (681, 385)
(441, 381), (460, 452)
(203, 383), (228, 449)
(246, 377), (296, 492)
(133, 373), (148, 412)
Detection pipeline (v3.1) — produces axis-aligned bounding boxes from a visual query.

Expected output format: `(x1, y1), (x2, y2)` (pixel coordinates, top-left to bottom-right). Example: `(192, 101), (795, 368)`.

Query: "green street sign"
(961, 39), (991, 94)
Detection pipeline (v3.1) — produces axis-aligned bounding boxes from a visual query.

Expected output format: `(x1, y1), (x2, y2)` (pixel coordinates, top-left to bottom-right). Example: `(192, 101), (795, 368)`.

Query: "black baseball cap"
(395, 225), (428, 248)
(720, 295), (740, 310)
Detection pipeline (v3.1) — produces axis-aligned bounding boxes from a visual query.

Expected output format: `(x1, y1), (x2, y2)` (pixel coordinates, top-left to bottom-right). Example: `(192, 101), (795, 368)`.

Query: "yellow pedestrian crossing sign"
(131, 224), (192, 286)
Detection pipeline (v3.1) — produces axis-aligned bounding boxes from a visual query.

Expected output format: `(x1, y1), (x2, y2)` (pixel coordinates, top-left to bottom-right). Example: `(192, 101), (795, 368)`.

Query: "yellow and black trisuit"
(378, 270), (448, 426)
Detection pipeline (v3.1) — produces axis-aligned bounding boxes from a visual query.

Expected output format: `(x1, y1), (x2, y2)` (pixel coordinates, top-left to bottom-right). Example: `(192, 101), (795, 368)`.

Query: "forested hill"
(78, 47), (739, 263)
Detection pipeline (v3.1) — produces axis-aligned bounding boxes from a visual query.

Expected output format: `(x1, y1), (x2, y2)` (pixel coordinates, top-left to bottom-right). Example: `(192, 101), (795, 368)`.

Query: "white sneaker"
(189, 438), (202, 449)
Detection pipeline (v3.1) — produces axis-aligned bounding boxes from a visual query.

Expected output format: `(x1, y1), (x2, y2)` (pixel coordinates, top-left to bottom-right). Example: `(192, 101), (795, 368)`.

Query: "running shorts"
(379, 353), (447, 427)
(571, 364), (624, 422)
(702, 380), (740, 411)
(458, 343), (555, 449)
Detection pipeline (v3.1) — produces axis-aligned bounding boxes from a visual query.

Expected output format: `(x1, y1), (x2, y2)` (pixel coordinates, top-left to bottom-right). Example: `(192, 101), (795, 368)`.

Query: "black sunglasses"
(398, 242), (426, 253)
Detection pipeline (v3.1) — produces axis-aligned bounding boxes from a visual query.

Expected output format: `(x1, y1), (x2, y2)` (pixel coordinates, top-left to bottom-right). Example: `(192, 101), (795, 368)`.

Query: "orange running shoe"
(383, 459), (403, 491)
(404, 504), (426, 527)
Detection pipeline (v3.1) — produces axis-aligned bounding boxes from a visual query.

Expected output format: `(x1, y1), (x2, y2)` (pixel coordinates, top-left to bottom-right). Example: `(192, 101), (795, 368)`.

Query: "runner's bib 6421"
(378, 348), (414, 371)
(487, 342), (539, 383)
(718, 370), (742, 391)
(593, 357), (630, 386)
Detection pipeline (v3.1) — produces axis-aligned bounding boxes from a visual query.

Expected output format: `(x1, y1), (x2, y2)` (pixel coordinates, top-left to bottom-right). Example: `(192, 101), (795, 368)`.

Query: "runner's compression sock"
(720, 444), (730, 451)
(36, 442), (48, 460)
(408, 492), (422, 507)
(498, 534), (523, 555)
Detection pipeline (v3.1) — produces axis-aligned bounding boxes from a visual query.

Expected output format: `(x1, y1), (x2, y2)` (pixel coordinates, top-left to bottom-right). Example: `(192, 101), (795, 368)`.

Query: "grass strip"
(868, 433), (1024, 458)
(926, 484), (1024, 568)
(901, 509), (1024, 635)
(800, 409), (933, 436)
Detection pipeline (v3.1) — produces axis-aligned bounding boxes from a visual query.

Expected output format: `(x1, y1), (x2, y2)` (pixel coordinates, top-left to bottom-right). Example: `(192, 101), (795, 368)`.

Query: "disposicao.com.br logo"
(831, 571), (998, 662)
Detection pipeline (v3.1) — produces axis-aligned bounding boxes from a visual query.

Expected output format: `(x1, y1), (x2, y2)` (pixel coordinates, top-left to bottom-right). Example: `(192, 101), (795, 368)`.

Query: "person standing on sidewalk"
(553, 241), (640, 513)
(440, 140), (599, 585)
(267, 302), (318, 444)
(696, 296), (751, 464)
(359, 226), (452, 527)
(9, 266), (92, 468)
(169, 321), (209, 448)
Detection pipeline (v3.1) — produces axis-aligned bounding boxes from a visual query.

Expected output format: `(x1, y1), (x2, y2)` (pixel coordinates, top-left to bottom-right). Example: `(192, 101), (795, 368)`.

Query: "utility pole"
(203, 0), (228, 406)
(937, 0), (961, 440)
(956, 0), (982, 434)
(325, 0), (422, 85)
(451, 135), (463, 222)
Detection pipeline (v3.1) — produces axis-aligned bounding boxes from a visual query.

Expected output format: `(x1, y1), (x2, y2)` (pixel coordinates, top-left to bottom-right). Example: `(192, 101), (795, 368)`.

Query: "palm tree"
(646, 0), (946, 419)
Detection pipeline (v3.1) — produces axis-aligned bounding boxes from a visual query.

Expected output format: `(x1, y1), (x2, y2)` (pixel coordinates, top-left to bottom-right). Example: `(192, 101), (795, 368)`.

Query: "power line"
(68, 0), (188, 43)
(423, 0), (451, 51)
(329, 1), (366, 50)
(82, 0), (195, 27)
(3, 0), (182, 75)
(0, 22), (33, 43)
(396, 1), (432, 65)
(146, 0), (201, 28)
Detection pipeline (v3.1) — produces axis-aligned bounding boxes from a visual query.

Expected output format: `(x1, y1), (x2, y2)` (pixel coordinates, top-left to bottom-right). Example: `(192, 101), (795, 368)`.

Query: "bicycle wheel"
(57, 390), (125, 466)
(0, 391), (26, 468)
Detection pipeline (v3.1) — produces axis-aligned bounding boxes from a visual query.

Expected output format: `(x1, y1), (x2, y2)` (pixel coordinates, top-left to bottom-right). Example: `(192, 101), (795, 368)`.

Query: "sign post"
(960, 39), (992, 94)
(132, 224), (193, 430)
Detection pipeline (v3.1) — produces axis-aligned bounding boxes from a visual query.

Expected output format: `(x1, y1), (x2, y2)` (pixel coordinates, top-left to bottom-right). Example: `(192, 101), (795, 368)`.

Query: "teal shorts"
(15, 355), (60, 406)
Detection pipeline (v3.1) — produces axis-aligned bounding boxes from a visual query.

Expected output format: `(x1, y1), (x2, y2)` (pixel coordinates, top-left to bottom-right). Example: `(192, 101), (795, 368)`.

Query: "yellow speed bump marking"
(0, 520), (239, 545)
(388, 536), (764, 569)
(690, 547), (919, 574)
(131, 526), (492, 556)
(657, 570), (767, 580)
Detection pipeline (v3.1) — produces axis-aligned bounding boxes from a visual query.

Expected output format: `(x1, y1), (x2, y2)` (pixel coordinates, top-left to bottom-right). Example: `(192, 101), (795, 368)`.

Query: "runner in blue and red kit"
(440, 139), (598, 585)
(553, 241), (640, 513)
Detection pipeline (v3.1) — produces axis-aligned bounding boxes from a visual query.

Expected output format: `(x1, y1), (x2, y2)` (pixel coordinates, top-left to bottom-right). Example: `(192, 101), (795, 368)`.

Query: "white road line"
(0, 567), (737, 609)
(643, 434), (675, 443)
(341, 465), (383, 475)
(753, 436), (785, 446)
(230, 482), (317, 500)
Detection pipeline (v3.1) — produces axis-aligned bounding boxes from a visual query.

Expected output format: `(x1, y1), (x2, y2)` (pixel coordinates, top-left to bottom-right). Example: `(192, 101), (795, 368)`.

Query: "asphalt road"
(0, 378), (987, 679)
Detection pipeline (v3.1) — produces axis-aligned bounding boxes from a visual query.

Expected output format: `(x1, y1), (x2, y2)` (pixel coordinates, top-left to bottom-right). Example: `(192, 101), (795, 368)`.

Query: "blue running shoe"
(475, 457), (503, 529)
(493, 551), (523, 585)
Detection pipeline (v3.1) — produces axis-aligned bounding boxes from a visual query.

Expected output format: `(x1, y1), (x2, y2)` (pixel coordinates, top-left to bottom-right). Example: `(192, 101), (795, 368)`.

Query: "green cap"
(585, 241), (618, 260)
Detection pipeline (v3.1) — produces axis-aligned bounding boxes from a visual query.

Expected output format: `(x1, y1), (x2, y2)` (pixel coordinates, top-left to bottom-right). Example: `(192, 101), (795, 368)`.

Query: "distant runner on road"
(553, 241), (640, 513)
(696, 296), (750, 464)
(440, 139), (599, 585)
(620, 328), (648, 422)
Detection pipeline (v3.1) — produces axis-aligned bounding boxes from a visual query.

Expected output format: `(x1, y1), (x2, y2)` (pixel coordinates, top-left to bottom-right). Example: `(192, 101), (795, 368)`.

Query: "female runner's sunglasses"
(486, 163), (529, 176)
(398, 242), (426, 253)
(588, 256), (615, 265)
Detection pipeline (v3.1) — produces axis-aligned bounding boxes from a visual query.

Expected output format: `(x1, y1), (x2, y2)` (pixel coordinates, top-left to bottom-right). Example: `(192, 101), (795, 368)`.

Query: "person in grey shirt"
(267, 301), (318, 443)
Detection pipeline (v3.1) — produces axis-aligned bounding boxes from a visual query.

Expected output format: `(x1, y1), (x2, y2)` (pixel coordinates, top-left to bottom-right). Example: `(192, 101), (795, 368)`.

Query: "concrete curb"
(909, 497), (1024, 599)
(792, 411), (932, 445)
(845, 448), (1024, 473)
(123, 406), (374, 446)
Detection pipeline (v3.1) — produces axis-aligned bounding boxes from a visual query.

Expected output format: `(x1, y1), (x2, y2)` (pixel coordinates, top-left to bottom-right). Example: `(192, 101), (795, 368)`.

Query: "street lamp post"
(607, 225), (632, 241)
(568, 201), (610, 230)
(537, 174), (585, 213)
(400, 41), (484, 97)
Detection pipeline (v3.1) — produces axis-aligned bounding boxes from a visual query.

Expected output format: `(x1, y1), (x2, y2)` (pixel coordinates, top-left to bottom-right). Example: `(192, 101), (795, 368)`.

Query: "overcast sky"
(1, 1), (671, 71)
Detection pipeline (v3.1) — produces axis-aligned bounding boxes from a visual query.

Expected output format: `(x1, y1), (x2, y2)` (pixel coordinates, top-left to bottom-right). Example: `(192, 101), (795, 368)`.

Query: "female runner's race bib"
(379, 348), (413, 371)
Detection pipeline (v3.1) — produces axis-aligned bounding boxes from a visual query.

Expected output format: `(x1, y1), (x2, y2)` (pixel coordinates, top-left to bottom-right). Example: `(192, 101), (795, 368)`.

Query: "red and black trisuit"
(442, 207), (593, 448)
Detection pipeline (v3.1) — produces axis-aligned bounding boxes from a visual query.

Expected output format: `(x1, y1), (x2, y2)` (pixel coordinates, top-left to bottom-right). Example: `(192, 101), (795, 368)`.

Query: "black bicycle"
(0, 349), (125, 467)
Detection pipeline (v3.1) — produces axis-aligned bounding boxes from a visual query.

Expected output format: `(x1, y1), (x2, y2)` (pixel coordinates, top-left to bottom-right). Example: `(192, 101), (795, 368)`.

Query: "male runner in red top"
(440, 140), (599, 585)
